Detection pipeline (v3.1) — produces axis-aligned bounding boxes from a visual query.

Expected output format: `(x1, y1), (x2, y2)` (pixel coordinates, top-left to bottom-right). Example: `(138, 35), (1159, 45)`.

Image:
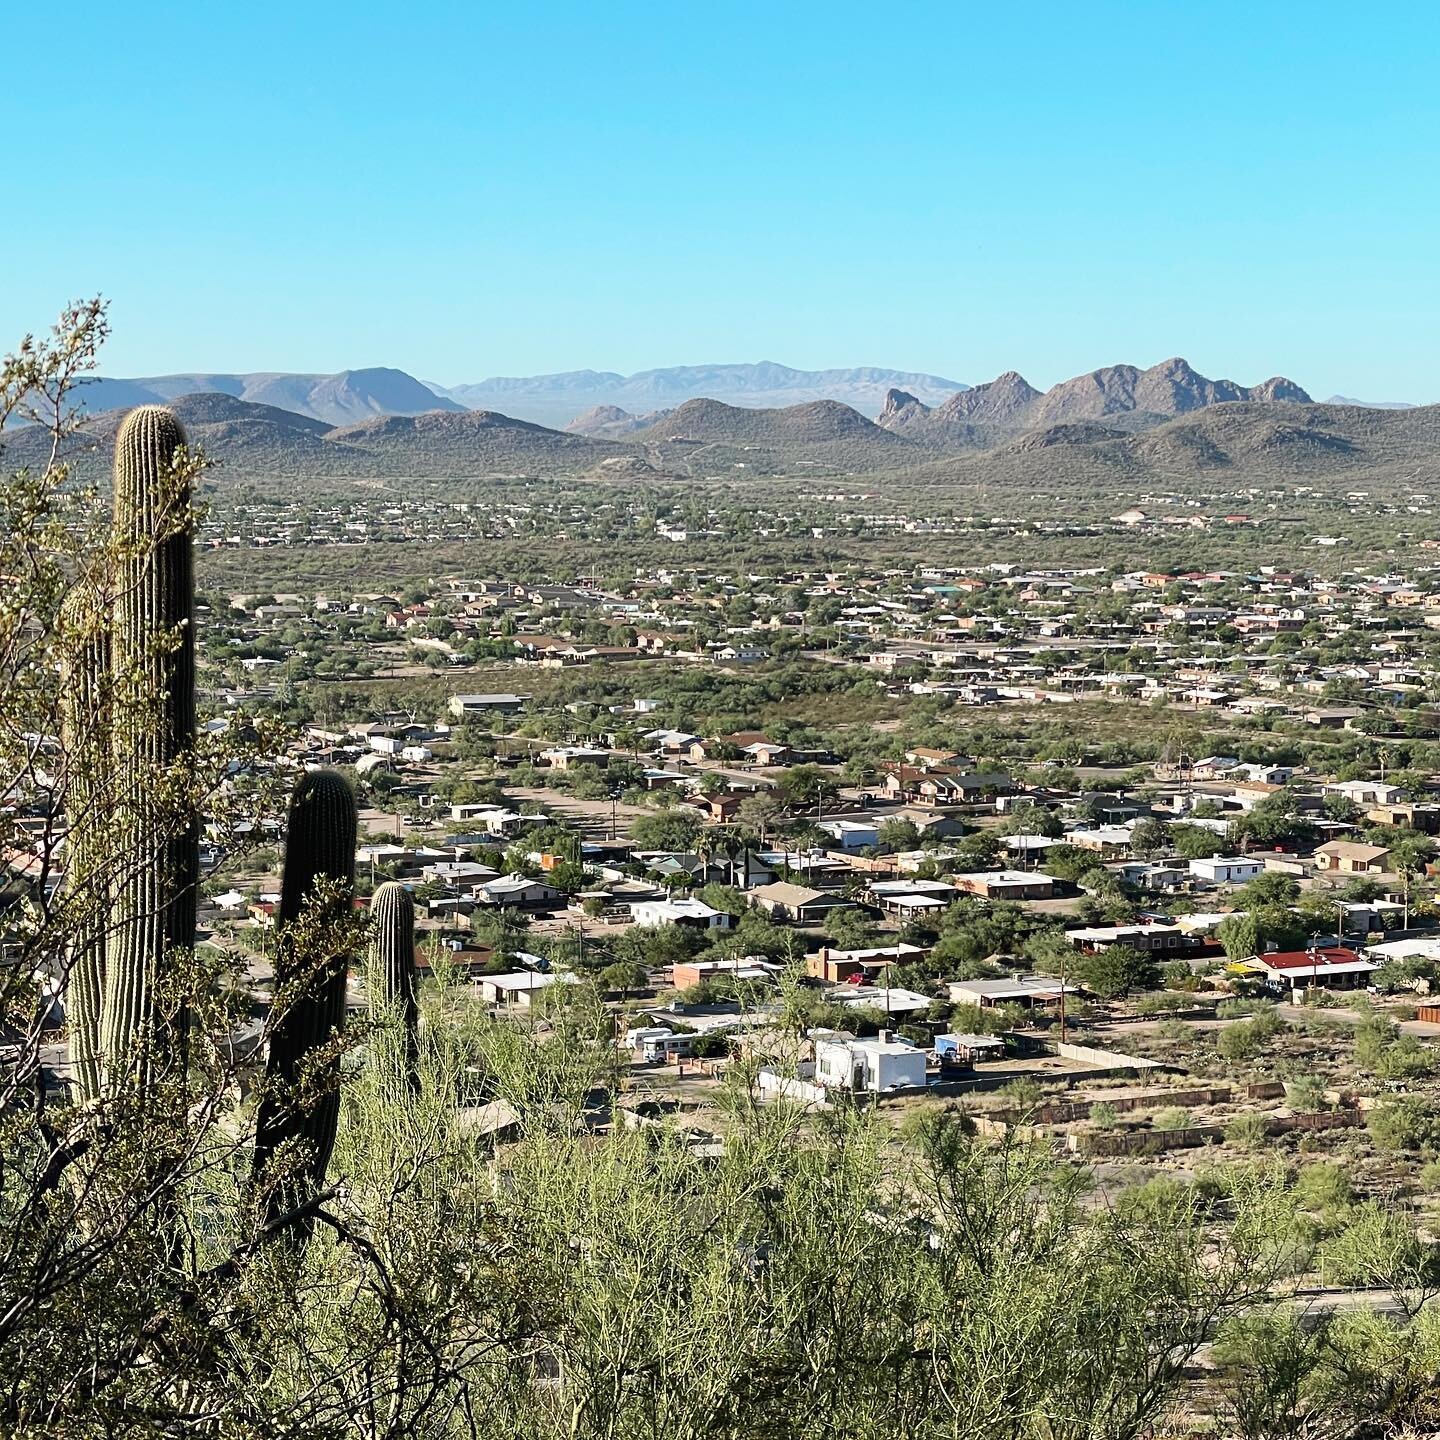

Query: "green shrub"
(1089, 1101), (1120, 1131)
(1217, 1021), (1261, 1062)
(1368, 1096), (1440, 1152)
(1153, 1106), (1192, 1131)
(1292, 1161), (1353, 1214)
(1225, 1112), (1268, 1150)
(1284, 1076), (1326, 1113)
(1377, 1035), (1438, 1081)
(999, 1076), (1045, 1111)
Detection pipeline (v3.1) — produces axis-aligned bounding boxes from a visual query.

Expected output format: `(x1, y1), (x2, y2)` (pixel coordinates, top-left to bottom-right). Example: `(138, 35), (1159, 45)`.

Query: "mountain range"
(428, 363), (968, 428)
(8, 379), (1440, 500)
(877, 358), (1312, 442)
(64, 368), (468, 427)
(61, 362), (965, 430)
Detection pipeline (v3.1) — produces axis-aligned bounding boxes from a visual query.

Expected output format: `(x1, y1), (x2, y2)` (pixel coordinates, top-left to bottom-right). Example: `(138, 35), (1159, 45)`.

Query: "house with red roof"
(1246, 945), (1377, 992)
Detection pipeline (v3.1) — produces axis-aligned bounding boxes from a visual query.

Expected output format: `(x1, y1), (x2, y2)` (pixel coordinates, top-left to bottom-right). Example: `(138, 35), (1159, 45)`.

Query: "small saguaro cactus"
(368, 881), (420, 1097)
(252, 768), (359, 1231)
(99, 405), (199, 1091)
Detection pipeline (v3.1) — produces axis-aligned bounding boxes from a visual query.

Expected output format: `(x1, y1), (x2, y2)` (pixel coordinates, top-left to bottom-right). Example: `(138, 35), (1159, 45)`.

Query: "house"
(1366, 803), (1440, 835)
(806, 942), (926, 984)
(1245, 945), (1378, 991)
(1067, 826), (1134, 856)
(1324, 779), (1404, 807)
(904, 747), (970, 770)
(671, 956), (777, 991)
(1191, 755), (1241, 778)
(947, 976), (1078, 1010)
(740, 740), (792, 766)
(813, 1032), (927, 1094)
(868, 878), (956, 915)
(448, 693), (530, 718)
(476, 875), (564, 909)
(881, 764), (1013, 807)
(1188, 856), (1265, 886)
(749, 881), (853, 924)
(818, 818), (880, 851)
(826, 984), (933, 1017)
(540, 745), (611, 771)
(478, 971), (578, 1008)
(1064, 922), (1205, 955)
(1304, 707), (1365, 729)
(1313, 840), (1393, 875)
(422, 860), (500, 887)
(629, 898), (733, 931)
(951, 869), (1057, 901)
(644, 728), (701, 754)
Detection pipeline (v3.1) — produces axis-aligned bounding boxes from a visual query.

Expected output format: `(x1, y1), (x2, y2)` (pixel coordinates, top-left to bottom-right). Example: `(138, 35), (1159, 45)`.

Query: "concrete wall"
(1053, 1041), (1163, 1073)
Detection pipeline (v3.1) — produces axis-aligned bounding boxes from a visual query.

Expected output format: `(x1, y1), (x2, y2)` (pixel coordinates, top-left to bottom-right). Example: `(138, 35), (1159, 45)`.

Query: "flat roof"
(950, 976), (1079, 998)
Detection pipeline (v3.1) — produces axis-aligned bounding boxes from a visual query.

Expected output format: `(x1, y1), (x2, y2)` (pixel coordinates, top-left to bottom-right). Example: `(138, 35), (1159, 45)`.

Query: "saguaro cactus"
(59, 596), (112, 1103)
(368, 881), (420, 1097)
(100, 406), (198, 1090)
(253, 768), (359, 1229)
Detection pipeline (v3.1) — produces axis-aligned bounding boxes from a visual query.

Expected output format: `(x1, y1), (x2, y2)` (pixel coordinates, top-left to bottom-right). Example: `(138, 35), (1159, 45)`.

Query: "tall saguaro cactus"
(368, 881), (420, 1097)
(56, 403), (364, 1252)
(253, 769), (359, 1229)
(100, 406), (198, 1089)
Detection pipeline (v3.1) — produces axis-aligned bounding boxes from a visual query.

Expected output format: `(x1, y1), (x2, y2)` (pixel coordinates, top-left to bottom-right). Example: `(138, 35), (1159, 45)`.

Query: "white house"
(477, 875), (562, 908)
(1188, 856), (1264, 885)
(818, 818), (880, 851)
(1323, 779), (1404, 808)
(629, 898), (733, 931)
(813, 1033), (927, 1094)
(478, 971), (578, 1008)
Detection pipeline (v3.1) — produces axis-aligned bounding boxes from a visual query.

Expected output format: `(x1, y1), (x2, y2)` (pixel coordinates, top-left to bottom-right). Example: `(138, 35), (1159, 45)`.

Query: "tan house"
(749, 881), (851, 925)
(1313, 840), (1393, 875)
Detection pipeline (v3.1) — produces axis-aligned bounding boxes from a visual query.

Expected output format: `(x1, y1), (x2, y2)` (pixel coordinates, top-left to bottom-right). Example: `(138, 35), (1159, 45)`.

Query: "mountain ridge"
(66, 367), (466, 427)
(435, 362), (969, 427)
(877, 358), (1312, 441)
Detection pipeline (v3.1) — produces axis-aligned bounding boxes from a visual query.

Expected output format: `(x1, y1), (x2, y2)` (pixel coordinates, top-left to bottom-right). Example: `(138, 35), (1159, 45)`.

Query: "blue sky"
(5, 1), (1438, 399)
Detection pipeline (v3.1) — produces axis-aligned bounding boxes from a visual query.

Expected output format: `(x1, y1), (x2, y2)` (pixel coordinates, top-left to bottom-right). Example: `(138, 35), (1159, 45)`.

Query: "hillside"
(891, 399), (1440, 496)
(1, 394), (631, 485)
(324, 409), (623, 472)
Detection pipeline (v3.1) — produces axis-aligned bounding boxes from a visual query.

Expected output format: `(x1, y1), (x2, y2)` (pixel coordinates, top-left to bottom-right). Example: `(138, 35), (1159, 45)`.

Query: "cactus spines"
(59, 592), (112, 1103)
(101, 406), (198, 1090)
(368, 881), (420, 1097)
(253, 768), (359, 1227)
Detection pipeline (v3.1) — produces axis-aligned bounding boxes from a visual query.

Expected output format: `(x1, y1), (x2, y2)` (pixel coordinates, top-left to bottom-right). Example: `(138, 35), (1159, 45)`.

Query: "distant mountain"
(1029, 358), (1307, 426)
(1325, 395), (1419, 410)
(439, 363), (968, 428)
(68, 368), (466, 427)
(564, 404), (673, 438)
(323, 409), (618, 472)
(878, 357), (1311, 441)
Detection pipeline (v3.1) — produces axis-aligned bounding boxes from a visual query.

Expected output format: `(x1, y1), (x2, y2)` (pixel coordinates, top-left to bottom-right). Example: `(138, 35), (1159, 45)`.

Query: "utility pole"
(1059, 946), (1068, 1044)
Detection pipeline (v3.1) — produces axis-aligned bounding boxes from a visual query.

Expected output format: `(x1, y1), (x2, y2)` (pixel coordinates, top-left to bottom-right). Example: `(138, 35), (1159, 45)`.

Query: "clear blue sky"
(5, 1), (1438, 400)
